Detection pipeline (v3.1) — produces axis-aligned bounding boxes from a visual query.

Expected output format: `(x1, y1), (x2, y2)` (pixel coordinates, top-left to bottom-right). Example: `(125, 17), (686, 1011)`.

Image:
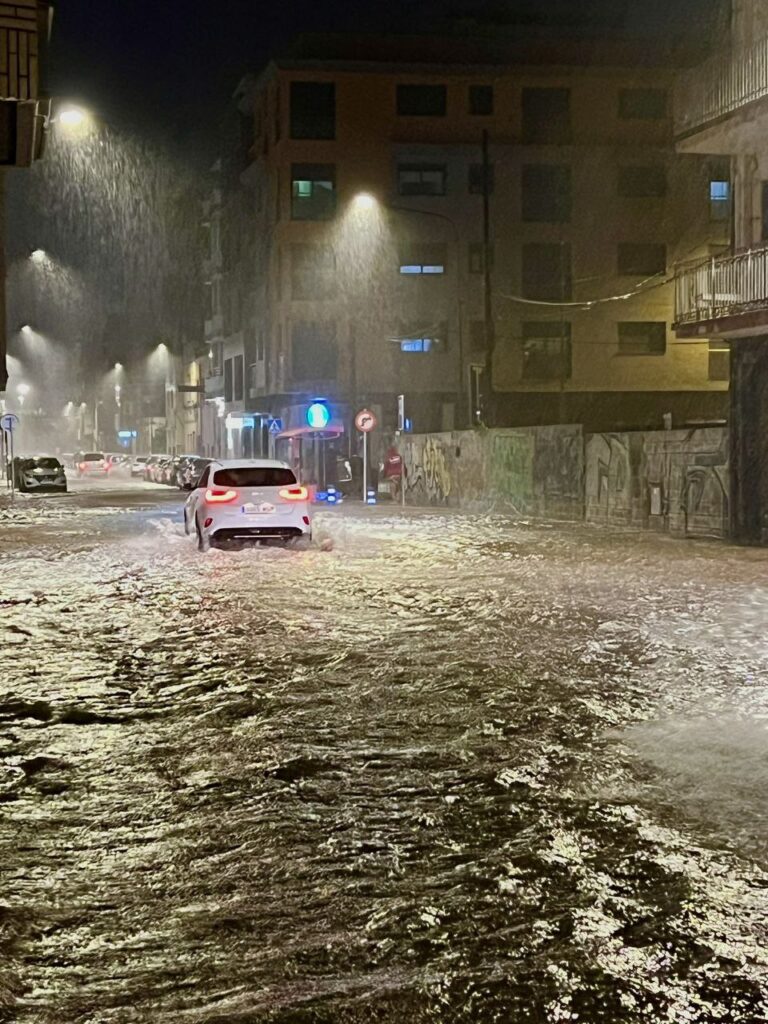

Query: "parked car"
(130, 456), (149, 477)
(13, 455), (67, 493)
(170, 455), (202, 488)
(76, 452), (109, 477)
(156, 457), (175, 484)
(143, 455), (168, 482)
(184, 459), (311, 550)
(180, 456), (211, 491)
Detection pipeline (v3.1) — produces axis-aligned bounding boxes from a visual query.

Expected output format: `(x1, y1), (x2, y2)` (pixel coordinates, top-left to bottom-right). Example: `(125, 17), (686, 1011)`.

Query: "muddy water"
(1, 488), (768, 1022)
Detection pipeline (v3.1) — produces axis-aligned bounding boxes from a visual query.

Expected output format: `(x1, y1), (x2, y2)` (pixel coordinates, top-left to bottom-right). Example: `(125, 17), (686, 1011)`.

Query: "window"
(291, 164), (336, 220)
(224, 358), (233, 401)
(708, 340), (730, 381)
(397, 84), (447, 116)
(397, 163), (446, 196)
(399, 244), (446, 275)
(292, 322), (337, 379)
(708, 179), (731, 222)
(619, 88), (667, 120)
(214, 467), (296, 488)
(233, 355), (244, 401)
(522, 164), (572, 222)
(522, 322), (572, 381)
(522, 243), (572, 301)
(617, 243), (666, 276)
(197, 465), (211, 489)
(468, 243), (493, 274)
(469, 85), (494, 115)
(522, 88), (571, 144)
(617, 322), (667, 355)
(291, 244), (336, 299)
(397, 322), (447, 352)
(400, 337), (433, 353)
(618, 165), (667, 198)
(468, 163), (495, 194)
(289, 81), (335, 139)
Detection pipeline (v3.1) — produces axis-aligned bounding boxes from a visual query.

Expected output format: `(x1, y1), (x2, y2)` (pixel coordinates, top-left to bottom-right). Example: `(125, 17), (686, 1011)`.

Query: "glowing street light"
(29, 248), (47, 264)
(58, 107), (88, 129)
(354, 192), (377, 211)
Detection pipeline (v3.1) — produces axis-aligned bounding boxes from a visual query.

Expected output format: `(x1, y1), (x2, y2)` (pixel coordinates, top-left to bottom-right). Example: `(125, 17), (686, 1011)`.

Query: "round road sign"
(1, 413), (19, 432)
(355, 408), (377, 433)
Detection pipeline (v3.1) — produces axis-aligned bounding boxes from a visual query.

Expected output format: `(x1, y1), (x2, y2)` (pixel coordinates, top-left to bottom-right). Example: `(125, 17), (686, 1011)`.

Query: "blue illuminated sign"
(307, 402), (331, 430)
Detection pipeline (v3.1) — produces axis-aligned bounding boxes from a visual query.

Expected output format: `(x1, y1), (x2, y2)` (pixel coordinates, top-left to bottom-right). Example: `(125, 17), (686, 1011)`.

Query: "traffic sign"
(1, 413), (19, 433)
(268, 417), (283, 435)
(355, 408), (377, 433)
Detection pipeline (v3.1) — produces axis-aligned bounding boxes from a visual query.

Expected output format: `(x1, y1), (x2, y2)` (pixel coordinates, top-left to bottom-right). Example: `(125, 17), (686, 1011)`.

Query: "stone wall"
(584, 428), (729, 539)
(402, 425), (730, 540)
(402, 425), (584, 521)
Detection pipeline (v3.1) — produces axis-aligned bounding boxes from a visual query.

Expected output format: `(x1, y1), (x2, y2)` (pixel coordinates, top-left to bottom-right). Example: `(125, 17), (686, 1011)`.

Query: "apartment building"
(673, 0), (768, 542)
(0, 0), (53, 392)
(210, 33), (726, 480)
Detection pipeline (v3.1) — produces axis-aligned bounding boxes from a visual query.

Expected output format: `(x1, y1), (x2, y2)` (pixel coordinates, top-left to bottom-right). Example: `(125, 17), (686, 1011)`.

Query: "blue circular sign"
(307, 402), (331, 430)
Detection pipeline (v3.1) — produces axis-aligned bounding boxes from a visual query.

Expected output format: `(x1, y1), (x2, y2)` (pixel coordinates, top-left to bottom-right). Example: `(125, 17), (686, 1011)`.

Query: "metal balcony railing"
(675, 32), (768, 136)
(675, 247), (768, 325)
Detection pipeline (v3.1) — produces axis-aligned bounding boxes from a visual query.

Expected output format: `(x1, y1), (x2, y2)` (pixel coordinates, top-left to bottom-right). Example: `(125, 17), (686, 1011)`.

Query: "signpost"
(355, 408), (377, 504)
(1, 413), (20, 498)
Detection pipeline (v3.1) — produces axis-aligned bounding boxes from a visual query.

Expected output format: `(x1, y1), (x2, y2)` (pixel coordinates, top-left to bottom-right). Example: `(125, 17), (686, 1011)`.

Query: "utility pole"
(482, 129), (495, 427)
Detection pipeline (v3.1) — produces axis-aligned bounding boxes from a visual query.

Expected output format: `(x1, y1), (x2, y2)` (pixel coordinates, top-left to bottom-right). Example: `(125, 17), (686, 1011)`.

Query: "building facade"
(207, 34), (728, 484)
(0, 0), (52, 392)
(673, 0), (768, 543)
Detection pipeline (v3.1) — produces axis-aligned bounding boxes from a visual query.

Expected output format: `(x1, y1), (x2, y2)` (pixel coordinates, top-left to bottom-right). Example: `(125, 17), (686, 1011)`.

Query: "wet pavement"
(2, 479), (768, 1023)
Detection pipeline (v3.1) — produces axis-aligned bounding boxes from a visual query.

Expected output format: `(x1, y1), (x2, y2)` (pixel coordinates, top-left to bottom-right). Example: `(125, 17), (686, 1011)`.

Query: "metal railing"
(675, 246), (768, 325)
(675, 32), (768, 136)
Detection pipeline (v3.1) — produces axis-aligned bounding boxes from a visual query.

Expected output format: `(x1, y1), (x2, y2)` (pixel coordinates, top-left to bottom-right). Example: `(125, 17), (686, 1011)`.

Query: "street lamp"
(57, 107), (90, 129)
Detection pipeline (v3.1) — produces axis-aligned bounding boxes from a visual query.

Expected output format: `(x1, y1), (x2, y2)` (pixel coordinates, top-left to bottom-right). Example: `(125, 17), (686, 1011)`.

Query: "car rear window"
(84, 453), (103, 461)
(213, 467), (297, 488)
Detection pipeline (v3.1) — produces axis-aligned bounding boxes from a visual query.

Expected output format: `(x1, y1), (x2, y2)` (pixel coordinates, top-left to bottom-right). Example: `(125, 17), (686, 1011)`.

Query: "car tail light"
(302, 516), (310, 526)
(204, 517), (213, 528)
(279, 486), (309, 502)
(205, 487), (239, 504)
(79, 462), (86, 471)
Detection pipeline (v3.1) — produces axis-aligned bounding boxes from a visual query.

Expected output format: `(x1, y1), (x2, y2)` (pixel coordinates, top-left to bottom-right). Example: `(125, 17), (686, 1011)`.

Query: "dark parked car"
(13, 456), (67, 493)
(179, 456), (211, 490)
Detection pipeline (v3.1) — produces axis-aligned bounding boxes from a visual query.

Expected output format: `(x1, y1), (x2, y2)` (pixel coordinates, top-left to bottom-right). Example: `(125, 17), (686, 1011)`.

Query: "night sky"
(49, 0), (718, 139)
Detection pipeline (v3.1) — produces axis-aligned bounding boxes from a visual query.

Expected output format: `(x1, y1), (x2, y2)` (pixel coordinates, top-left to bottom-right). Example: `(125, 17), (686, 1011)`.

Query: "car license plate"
(242, 502), (275, 514)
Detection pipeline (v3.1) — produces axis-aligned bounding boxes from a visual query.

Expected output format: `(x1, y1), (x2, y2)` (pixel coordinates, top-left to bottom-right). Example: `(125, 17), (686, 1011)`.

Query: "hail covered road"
(2, 478), (768, 1023)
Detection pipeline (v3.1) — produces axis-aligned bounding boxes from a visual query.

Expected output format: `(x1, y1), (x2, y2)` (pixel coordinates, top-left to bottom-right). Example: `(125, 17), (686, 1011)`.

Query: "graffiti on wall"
(489, 434), (534, 510)
(586, 434), (631, 518)
(533, 430), (584, 512)
(406, 436), (453, 505)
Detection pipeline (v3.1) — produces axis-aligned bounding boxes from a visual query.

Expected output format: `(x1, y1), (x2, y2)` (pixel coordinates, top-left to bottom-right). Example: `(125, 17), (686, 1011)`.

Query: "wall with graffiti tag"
(585, 427), (728, 538)
(402, 426), (584, 520)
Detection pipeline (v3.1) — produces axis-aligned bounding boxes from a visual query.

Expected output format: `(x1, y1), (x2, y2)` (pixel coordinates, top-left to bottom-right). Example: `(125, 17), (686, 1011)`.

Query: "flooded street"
(2, 481), (768, 1023)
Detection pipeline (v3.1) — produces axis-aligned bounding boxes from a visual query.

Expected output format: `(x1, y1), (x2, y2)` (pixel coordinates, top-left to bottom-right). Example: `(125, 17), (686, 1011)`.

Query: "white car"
(183, 459), (311, 550)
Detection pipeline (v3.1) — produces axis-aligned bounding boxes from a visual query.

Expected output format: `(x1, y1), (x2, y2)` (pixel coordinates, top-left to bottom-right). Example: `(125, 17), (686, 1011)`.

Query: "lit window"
(710, 179), (731, 222)
(291, 164), (336, 220)
(399, 244), (446, 275)
(400, 338), (433, 352)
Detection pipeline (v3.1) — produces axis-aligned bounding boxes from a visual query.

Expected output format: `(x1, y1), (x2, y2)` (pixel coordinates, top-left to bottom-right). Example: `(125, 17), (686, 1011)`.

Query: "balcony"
(674, 246), (768, 337)
(675, 33), (768, 139)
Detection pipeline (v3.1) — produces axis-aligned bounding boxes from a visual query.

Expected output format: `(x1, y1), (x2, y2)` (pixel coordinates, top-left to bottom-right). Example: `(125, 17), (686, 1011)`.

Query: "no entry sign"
(355, 408), (377, 433)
